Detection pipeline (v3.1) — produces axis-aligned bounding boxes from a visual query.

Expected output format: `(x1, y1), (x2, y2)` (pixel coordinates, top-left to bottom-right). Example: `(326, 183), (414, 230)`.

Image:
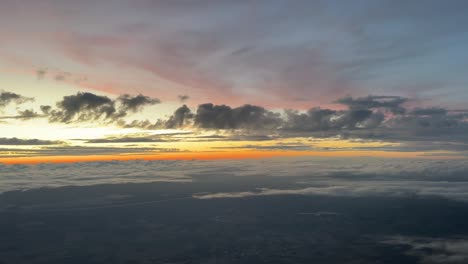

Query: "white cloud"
(383, 236), (468, 264)
(193, 181), (468, 202)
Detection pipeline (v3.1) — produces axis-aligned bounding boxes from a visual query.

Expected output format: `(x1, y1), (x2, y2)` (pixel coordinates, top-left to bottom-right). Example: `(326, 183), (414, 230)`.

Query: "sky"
(1, 0), (468, 163)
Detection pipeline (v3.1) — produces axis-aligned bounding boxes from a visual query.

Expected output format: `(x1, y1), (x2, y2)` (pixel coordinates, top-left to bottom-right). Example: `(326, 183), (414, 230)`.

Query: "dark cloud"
(194, 103), (282, 130)
(15, 109), (41, 120)
(336, 95), (408, 114)
(0, 91), (33, 108)
(410, 107), (447, 116)
(49, 92), (116, 123)
(117, 94), (160, 113)
(283, 107), (375, 132)
(178, 95), (189, 103)
(385, 106), (463, 133)
(40, 105), (52, 114)
(0, 109), (43, 120)
(7, 90), (467, 145)
(280, 95), (409, 133)
(337, 109), (373, 129)
(153, 103), (283, 130)
(0, 137), (62, 145)
(360, 111), (385, 129)
(18, 109), (40, 119)
(283, 108), (337, 132)
(165, 105), (193, 128)
(110, 95), (468, 146)
(385, 114), (460, 132)
(48, 92), (159, 123)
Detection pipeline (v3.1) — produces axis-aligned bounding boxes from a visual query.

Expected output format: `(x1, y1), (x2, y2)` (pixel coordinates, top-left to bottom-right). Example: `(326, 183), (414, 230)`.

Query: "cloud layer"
(2, 90), (468, 148)
(1, 157), (468, 203)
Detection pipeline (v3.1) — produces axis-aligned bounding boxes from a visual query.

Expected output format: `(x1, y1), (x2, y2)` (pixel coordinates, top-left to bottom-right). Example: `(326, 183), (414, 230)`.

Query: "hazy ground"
(1, 172), (468, 264)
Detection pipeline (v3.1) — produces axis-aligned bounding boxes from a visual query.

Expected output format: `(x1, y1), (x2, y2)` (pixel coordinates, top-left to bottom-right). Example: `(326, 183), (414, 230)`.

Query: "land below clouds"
(2, 177), (468, 264)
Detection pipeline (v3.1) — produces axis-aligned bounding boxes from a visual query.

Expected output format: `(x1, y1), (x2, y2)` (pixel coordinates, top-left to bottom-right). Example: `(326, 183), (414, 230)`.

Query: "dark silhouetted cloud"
(48, 92), (159, 123)
(0, 91), (33, 108)
(194, 103), (282, 130)
(49, 92), (116, 123)
(283, 108), (337, 131)
(336, 95), (408, 114)
(410, 107), (447, 116)
(117, 94), (160, 113)
(17, 109), (40, 119)
(165, 105), (193, 128)
(0, 109), (44, 120)
(283, 107), (375, 132)
(40, 105), (52, 114)
(6, 89), (468, 146)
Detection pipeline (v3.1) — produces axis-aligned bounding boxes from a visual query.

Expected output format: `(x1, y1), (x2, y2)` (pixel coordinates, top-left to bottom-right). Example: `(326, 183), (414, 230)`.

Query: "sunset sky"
(1, 0), (468, 163)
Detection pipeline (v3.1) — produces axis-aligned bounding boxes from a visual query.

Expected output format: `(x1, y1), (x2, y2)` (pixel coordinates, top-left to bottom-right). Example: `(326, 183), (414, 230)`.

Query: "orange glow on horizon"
(0, 150), (462, 165)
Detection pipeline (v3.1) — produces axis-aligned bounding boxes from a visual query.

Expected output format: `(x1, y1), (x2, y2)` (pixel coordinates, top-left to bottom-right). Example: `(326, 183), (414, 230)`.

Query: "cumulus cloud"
(40, 105), (52, 114)
(283, 108), (336, 131)
(194, 103), (282, 129)
(5, 91), (468, 146)
(84, 94), (468, 148)
(48, 92), (160, 123)
(336, 95), (407, 114)
(156, 95), (411, 134)
(49, 92), (116, 123)
(117, 94), (160, 113)
(0, 91), (33, 108)
(164, 104), (193, 128)
(282, 107), (379, 132)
